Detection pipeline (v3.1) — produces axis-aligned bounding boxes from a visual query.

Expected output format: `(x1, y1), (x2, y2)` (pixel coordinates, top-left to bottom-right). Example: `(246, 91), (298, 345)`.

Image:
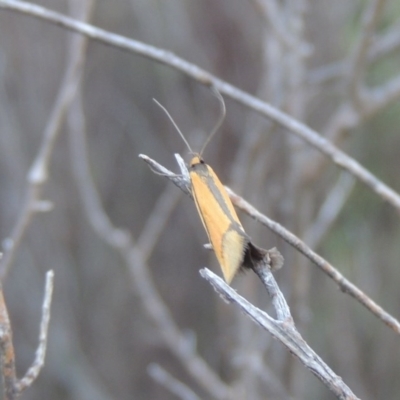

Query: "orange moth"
(154, 91), (282, 284)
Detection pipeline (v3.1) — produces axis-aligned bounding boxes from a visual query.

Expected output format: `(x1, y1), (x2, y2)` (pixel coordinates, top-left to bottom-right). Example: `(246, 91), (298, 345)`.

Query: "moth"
(154, 91), (282, 284)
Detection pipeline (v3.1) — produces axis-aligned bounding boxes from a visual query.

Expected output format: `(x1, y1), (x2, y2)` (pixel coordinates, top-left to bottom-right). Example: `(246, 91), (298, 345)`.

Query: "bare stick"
(140, 153), (400, 335)
(1, 1), (400, 213)
(148, 363), (201, 400)
(200, 268), (360, 400)
(0, 270), (54, 399)
(15, 270), (54, 393)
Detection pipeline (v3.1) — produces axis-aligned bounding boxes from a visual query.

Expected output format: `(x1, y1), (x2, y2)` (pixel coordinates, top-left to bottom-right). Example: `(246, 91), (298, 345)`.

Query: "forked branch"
(200, 268), (360, 400)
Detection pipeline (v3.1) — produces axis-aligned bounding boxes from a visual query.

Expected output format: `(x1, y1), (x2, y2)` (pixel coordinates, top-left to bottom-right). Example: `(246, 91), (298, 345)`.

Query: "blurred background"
(0, 0), (400, 399)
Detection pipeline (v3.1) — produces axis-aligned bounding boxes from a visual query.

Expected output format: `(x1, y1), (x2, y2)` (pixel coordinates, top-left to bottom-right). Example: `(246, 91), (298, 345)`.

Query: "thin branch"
(369, 19), (400, 60)
(307, 61), (346, 85)
(140, 153), (400, 336)
(1, 1), (400, 213)
(148, 363), (201, 400)
(304, 173), (355, 249)
(251, 254), (292, 322)
(250, 0), (311, 54)
(136, 186), (182, 261)
(15, 270), (54, 393)
(200, 268), (360, 400)
(347, 0), (386, 110)
(364, 72), (400, 114)
(0, 270), (55, 400)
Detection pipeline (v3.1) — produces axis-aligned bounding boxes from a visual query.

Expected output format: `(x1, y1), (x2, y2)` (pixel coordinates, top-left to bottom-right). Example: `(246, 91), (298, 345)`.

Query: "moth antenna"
(199, 88), (226, 156)
(153, 98), (193, 154)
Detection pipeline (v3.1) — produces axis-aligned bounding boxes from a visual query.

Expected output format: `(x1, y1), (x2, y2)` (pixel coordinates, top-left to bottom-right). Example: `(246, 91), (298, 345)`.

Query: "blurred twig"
(0, 1), (91, 398)
(136, 186), (182, 261)
(347, 0), (386, 111)
(238, 352), (295, 400)
(200, 268), (360, 400)
(250, 0), (311, 54)
(140, 153), (400, 335)
(309, 19), (400, 85)
(0, 270), (54, 399)
(1, 0), (400, 213)
(304, 173), (355, 249)
(364, 73), (400, 114)
(369, 19), (400, 60)
(148, 363), (201, 400)
(305, 1), (396, 188)
(0, 0), (93, 279)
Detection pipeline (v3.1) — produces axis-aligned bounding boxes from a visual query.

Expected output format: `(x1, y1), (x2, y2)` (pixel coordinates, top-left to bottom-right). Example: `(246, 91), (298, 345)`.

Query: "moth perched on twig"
(153, 89), (283, 284)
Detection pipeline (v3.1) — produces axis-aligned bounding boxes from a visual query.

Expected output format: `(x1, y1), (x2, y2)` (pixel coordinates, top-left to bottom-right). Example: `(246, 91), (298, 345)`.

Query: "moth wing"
(221, 228), (247, 283)
(190, 165), (248, 283)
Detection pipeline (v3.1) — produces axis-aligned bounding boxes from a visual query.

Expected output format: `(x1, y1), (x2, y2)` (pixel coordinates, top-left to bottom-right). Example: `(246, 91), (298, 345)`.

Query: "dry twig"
(200, 268), (360, 400)
(0, 270), (54, 400)
(15, 270), (54, 393)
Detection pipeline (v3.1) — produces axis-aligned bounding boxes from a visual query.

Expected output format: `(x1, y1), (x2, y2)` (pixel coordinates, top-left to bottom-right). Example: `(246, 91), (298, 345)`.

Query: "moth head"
(190, 155), (205, 168)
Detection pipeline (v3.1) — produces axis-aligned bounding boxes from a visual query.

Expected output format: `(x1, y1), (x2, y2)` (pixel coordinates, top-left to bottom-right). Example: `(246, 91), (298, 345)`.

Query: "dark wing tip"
(242, 242), (284, 271)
